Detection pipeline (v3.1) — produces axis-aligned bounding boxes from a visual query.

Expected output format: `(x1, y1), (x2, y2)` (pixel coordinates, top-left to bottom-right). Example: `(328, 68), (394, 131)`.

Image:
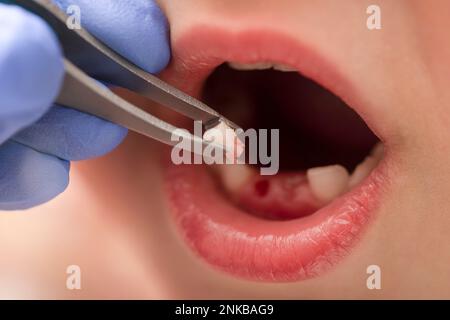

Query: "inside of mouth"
(201, 63), (382, 220)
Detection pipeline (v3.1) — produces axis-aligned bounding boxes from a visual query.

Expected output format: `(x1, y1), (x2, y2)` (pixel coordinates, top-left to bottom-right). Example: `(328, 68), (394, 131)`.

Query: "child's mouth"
(160, 27), (394, 282)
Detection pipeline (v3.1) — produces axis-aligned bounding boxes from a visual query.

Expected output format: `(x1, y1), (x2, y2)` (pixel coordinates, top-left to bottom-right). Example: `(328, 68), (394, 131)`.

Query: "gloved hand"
(0, 0), (170, 210)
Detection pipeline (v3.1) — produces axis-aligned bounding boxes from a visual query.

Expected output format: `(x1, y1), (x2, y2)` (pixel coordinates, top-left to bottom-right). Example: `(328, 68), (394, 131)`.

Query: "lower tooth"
(348, 143), (384, 187)
(215, 164), (255, 194)
(307, 165), (350, 203)
(348, 156), (378, 188)
(371, 142), (384, 160)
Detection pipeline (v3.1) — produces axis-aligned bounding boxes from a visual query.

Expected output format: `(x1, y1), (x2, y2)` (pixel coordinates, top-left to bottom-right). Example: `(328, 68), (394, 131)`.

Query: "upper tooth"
(273, 64), (297, 72)
(228, 62), (297, 72)
(348, 156), (378, 188)
(228, 62), (273, 71)
(307, 165), (350, 203)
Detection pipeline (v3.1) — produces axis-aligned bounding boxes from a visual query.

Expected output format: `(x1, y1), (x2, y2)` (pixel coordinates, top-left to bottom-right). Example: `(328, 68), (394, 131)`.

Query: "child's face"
(2, 0), (450, 299)
(153, 0), (450, 296)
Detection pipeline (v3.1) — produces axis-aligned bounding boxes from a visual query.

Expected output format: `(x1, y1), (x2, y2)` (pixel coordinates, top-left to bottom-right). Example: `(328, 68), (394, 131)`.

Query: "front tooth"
(228, 62), (273, 71)
(307, 165), (350, 203)
(273, 64), (297, 72)
(348, 156), (378, 188)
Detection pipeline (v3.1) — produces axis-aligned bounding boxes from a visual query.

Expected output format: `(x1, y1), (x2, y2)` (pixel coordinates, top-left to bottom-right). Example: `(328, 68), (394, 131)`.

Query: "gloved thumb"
(0, 4), (64, 144)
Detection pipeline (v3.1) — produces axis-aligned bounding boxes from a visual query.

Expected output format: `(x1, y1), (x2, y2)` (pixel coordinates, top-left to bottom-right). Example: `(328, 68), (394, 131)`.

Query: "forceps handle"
(12, 0), (228, 128)
(58, 59), (176, 146)
(59, 59), (217, 151)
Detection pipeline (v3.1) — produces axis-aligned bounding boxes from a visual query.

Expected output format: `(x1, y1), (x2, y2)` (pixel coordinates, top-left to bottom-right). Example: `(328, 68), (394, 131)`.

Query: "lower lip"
(164, 160), (389, 281)
(161, 28), (392, 282)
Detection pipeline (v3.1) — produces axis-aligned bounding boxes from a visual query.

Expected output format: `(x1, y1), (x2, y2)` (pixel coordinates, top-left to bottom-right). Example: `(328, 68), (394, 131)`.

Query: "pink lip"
(161, 27), (393, 281)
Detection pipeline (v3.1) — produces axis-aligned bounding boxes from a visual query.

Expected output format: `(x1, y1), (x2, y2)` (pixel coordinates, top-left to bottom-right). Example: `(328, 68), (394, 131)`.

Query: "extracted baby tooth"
(273, 64), (297, 72)
(228, 62), (273, 71)
(370, 142), (384, 160)
(216, 164), (255, 194)
(203, 121), (244, 161)
(307, 165), (350, 203)
(349, 156), (378, 188)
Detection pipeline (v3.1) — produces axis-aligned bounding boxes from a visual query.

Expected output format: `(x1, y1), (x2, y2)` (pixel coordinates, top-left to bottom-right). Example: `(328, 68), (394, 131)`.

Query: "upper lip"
(160, 25), (394, 281)
(161, 26), (389, 143)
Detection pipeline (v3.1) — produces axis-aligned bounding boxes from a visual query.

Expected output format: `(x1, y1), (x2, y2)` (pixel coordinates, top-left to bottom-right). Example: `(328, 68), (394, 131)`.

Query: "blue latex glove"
(0, 0), (170, 210)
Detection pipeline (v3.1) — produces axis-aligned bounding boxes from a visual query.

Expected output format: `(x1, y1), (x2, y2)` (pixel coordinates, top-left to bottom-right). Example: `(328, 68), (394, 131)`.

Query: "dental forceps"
(13, 0), (240, 153)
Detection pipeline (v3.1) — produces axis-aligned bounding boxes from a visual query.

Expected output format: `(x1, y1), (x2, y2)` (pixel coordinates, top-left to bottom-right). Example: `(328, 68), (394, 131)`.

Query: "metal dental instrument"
(13, 0), (240, 154)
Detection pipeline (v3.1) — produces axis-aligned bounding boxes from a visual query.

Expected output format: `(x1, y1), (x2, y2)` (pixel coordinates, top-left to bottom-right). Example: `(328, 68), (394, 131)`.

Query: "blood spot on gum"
(235, 172), (323, 220)
(255, 179), (270, 197)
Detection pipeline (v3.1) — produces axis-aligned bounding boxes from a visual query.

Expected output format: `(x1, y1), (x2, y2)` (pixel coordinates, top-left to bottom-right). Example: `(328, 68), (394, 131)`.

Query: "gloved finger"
(13, 105), (128, 161)
(53, 0), (170, 74)
(0, 141), (70, 210)
(0, 4), (64, 144)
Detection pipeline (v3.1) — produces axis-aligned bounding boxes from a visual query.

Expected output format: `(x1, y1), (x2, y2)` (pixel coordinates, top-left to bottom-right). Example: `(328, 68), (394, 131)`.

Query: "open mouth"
(160, 27), (392, 281)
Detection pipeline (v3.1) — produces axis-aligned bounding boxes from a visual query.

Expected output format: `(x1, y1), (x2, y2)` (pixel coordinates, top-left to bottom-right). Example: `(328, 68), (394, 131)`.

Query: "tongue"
(229, 172), (323, 220)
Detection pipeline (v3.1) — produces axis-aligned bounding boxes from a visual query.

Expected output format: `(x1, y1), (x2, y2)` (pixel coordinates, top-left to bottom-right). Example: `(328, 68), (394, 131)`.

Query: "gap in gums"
(201, 63), (382, 221)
